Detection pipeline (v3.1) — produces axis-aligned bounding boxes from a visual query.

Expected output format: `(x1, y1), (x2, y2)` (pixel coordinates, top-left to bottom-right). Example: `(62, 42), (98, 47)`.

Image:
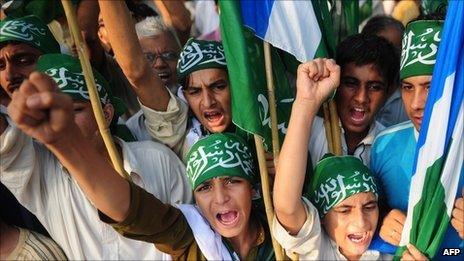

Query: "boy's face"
(184, 68), (231, 133)
(194, 176), (253, 239)
(323, 192), (379, 260)
(401, 75), (431, 131)
(0, 43), (42, 96)
(337, 63), (388, 136)
(72, 101), (113, 149)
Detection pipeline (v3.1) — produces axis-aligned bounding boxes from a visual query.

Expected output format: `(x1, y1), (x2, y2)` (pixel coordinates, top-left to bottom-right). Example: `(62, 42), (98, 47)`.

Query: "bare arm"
(8, 72), (130, 222)
(273, 59), (340, 234)
(98, 0), (169, 111)
(153, 0), (192, 46)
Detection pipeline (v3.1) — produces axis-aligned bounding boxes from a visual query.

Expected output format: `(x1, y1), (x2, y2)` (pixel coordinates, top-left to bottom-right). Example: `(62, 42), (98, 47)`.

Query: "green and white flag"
(396, 1), (464, 258)
(218, 0), (332, 151)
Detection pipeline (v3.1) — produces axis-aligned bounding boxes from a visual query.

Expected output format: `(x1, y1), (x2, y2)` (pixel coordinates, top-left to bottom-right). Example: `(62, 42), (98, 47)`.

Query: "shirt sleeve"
(272, 197), (323, 259)
(140, 91), (189, 156)
(100, 182), (194, 258)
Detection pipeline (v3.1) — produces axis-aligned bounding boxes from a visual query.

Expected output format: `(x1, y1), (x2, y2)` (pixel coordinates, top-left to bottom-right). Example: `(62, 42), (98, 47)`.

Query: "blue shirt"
(370, 121), (463, 259)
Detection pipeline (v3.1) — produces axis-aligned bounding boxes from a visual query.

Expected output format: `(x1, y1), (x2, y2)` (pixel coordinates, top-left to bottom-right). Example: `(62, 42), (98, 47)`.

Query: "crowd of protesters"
(0, 0), (463, 260)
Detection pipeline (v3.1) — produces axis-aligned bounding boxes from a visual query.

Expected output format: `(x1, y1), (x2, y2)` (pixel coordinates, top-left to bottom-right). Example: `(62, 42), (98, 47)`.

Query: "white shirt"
(273, 197), (391, 260)
(131, 91), (190, 160)
(0, 116), (193, 260)
(308, 116), (385, 167)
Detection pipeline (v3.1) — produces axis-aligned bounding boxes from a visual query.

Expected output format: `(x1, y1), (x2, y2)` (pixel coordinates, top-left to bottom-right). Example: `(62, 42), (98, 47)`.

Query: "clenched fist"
(295, 58), (340, 111)
(7, 72), (75, 145)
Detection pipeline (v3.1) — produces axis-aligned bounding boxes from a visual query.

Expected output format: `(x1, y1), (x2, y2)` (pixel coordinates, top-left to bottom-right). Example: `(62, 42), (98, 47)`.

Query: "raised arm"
(98, 0), (169, 111)
(273, 59), (340, 234)
(7, 72), (130, 222)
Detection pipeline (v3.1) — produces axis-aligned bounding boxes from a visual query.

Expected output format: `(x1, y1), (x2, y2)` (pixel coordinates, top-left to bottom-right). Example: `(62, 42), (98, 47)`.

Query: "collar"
(341, 120), (385, 150)
(413, 127), (419, 141)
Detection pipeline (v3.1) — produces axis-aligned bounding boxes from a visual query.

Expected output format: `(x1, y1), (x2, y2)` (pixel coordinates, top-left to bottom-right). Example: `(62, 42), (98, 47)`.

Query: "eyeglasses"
(143, 52), (178, 63)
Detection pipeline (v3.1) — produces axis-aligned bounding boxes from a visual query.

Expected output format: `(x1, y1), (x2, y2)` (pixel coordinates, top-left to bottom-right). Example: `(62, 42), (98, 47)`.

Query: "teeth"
(348, 232), (367, 243)
(353, 107), (364, 112)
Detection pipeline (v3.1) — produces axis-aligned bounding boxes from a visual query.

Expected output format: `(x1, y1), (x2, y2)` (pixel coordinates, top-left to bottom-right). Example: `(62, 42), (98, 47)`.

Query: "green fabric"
(420, 0), (448, 15)
(36, 54), (126, 118)
(309, 155), (378, 217)
(0, 15), (60, 54)
(185, 133), (256, 190)
(218, 1), (295, 152)
(2, 0), (80, 24)
(176, 38), (227, 85)
(400, 20), (443, 80)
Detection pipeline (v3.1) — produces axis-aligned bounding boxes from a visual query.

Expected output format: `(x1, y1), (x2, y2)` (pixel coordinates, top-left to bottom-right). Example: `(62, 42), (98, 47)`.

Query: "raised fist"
(295, 58), (340, 109)
(8, 72), (74, 145)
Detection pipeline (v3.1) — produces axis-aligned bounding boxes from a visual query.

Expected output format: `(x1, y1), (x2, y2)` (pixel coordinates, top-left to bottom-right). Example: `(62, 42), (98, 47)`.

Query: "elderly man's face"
(0, 43), (42, 97)
(139, 32), (180, 92)
(323, 192), (379, 260)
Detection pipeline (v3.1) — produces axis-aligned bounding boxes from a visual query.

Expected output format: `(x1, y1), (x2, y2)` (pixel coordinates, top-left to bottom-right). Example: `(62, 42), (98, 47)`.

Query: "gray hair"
(135, 16), (181, 48)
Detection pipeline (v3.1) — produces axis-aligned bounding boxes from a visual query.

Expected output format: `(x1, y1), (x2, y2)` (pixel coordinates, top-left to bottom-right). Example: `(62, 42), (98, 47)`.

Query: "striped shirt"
(7, 227), (67, 260)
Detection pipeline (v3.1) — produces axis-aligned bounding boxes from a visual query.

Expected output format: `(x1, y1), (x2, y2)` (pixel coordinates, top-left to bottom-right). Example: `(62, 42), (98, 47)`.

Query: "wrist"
(292, 97), (321, 115)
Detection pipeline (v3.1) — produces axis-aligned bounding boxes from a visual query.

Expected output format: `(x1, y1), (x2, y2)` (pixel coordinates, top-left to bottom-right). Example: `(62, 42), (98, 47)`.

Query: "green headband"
(186, 133), (256, 190)
(36, 54), (126, 117)
(177, 38), (227, 84)
(309, 155), (378, 218)
(400, 20), (443, 80)
(0, 15), (60, 54)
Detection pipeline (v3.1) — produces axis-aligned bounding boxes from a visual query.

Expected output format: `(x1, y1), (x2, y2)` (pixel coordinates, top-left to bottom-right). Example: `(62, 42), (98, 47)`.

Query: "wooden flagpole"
(258, 42), (284, 260)
(329, 100), (342, 155)
(254, 136), (284, 260)
(61, 0), (129, 180)
(322, 102), (334, 153)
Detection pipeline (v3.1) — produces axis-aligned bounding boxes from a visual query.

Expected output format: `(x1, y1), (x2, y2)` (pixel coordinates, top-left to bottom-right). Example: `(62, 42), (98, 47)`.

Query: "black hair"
(362, 15), (404, 36)
(336, 33), (400, 91)
(125, 1), (158, 23)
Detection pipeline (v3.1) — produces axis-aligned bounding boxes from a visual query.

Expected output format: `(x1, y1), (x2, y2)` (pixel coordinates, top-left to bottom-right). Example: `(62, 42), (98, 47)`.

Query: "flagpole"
(263, 42), (281, 162)
(254, 135), (285, 260)
(329, 100), (342, 155)
(60, 0), (130, 180)
(322, 103), (335, 153)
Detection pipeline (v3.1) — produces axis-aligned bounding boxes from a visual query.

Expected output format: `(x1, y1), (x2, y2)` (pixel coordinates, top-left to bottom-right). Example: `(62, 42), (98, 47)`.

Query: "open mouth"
(350, 107), (366, 124)
(157, 72), (171, 83)
(216, 210), (239, 226)
(204, 111), (224, 124)
(347, 232), (368, 244)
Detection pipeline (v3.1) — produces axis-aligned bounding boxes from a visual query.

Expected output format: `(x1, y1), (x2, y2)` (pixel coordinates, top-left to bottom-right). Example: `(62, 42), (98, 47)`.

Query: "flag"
(397, 1), (464, 258)
(218, 0), (298, 151)
(238, 0), (327, 62)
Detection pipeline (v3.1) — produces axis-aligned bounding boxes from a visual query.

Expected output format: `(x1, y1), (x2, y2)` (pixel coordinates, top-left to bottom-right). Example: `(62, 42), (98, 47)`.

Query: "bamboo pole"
(254, 135), (285, 260)
(261, 42), (286, 259)
(329, 100), (342, 155)
(322, 102), (334, 153)
(61, 0), (129, 180)
(263, 42), (281, 162)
